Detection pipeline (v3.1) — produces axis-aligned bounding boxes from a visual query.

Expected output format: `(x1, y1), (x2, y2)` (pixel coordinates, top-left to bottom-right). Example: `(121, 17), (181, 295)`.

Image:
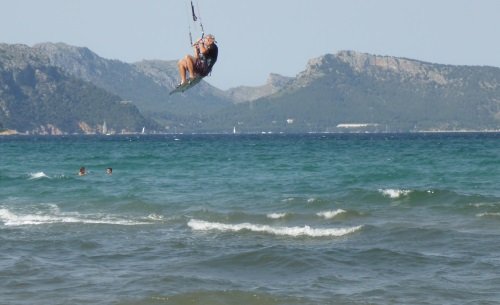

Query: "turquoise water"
(1, 133), (500, 304)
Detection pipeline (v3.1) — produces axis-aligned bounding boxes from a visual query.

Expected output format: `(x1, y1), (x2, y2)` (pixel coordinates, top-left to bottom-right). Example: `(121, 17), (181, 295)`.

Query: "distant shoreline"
(2, 130), (500, 137)
(0, 129), (18, 136)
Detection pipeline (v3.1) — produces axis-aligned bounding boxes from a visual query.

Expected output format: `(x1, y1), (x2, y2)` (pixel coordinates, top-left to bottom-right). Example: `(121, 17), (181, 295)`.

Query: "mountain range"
(1, 42), (500, 134)
(208, 51), (500, 133)
(0, 43), (154, 135)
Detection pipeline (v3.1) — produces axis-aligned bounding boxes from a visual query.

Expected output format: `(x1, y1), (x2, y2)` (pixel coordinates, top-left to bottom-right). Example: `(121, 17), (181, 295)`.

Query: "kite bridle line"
(189, 0), (205, 46)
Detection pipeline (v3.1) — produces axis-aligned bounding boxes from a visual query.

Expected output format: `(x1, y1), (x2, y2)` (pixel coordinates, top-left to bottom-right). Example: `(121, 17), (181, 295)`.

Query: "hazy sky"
(2, 0), (500, 89)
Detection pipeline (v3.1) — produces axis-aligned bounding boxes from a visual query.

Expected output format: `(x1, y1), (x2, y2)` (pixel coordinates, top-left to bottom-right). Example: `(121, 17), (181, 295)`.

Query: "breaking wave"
(187, 219), (362, 237)
(378, 188), (412, 199)
(266, 212), (288, 219)
(28, 172), (50, 180)
(0, 207), (152, 226)
(316, 209), (346, 219)
(477, 212), (500, 218)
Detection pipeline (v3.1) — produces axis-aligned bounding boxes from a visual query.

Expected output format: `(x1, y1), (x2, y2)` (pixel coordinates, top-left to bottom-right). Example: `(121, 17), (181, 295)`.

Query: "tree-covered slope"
(203, 51), (500, 133)
(0, 43), (154, 134)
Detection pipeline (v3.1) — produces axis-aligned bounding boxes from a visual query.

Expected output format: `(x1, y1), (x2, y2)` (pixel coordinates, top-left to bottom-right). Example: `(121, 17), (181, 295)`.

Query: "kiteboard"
(169, 77), (203, 95)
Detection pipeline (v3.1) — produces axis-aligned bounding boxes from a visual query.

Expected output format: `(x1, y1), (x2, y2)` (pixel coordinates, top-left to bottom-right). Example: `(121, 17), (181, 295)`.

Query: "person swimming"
(78, 167), (87, 176)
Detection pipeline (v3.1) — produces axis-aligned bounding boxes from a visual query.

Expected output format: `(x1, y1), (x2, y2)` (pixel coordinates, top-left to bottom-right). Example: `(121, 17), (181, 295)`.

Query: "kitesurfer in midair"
(176, 34), (218, 87)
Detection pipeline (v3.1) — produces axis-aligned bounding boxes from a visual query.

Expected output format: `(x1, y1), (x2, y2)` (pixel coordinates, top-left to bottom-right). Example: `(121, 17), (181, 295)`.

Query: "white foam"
(471, 203), (496, 208)
(29, 172), (50, 180)
(188, 219), (362, 237)
(477, 212), (500, 218)
(307, 198), (316, 203)
(0, 208), (150, 226)
(379, 188), (411, 199)
(147, 213), (164, 221)
(267, 212), (287, 219)
(317, 209), (346, 219)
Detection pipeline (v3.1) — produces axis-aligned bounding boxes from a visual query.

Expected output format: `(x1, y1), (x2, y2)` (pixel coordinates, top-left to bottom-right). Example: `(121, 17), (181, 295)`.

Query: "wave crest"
(316, 209), (346, 219)
(0, 207), (151, 226)
(28, 172), (50, 180)
(477, 212), (500, 218)
(188, 219), (362, 237)
(379, 188), (412, 199)
(266, 212), (288, 219)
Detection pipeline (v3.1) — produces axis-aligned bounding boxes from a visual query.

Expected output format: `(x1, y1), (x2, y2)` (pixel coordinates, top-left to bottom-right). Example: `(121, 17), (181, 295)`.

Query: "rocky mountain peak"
(224, 73), (293, 103)
(0, 43), (49, 68)
(33, 42), (99, 61)
(335, 50), (433, 76)
(31, 42), (113, 83)
(266, 73), (293, 88)
(298, 50), (450, 86)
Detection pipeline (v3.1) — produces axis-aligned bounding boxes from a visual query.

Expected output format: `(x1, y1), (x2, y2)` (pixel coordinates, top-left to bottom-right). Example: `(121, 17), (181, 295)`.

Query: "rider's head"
(205, 34), (216, 44)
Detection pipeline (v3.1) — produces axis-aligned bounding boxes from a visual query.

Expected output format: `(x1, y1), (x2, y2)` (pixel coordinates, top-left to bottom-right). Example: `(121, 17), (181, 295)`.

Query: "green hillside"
(202, 51), (500, 133)
(2, 43), (500, 134)
(0, 43), (155, 134)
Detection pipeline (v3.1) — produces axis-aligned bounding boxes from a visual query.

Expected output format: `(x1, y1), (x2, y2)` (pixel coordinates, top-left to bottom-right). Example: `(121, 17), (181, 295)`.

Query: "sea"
(1, 133), (500, 305)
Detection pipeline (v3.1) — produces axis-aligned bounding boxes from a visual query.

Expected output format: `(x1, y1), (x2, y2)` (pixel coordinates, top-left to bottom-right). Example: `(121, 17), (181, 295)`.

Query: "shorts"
(194, 59), (210, 77)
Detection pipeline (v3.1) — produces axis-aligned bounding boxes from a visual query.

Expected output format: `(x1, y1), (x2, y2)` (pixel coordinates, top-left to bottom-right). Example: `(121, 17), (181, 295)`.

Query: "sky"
(2, 0), (500, 90)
